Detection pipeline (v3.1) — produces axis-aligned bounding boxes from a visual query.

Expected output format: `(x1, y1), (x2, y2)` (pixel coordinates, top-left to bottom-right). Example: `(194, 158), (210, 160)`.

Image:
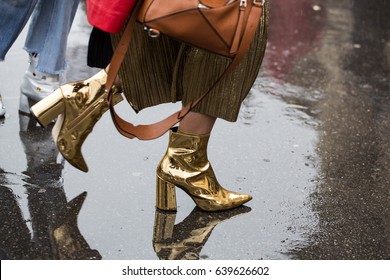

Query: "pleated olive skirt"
(112, 2), (268, 122)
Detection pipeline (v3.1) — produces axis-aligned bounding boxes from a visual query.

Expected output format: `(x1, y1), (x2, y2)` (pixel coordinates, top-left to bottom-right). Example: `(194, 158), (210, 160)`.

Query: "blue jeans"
(0, 0), (80, 74)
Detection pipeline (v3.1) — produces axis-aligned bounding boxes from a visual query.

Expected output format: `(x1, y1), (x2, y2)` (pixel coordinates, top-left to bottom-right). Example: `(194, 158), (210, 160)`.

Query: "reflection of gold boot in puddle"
(153, 206), (251, 260)
(51, 192), (101, 260)
(18, 114), (100, 259)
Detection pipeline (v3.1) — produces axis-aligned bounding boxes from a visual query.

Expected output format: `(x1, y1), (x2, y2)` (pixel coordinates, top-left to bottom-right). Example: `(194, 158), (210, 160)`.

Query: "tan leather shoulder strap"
(106, 2), (263, 140)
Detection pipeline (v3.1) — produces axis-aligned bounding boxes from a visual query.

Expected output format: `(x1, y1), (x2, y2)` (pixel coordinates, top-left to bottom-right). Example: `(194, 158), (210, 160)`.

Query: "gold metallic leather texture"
(156, 129), (252, 211)
(31, 70), (123, 172)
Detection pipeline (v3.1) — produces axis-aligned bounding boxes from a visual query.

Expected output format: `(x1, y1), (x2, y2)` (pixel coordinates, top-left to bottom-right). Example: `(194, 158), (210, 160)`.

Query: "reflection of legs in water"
(0, 172), (33, 260)
(25, 188), (101, 259)
(19, 113), (67, 258)
(0, 114), (102, 259)
(0, 183), (100, 259)
(153, 206), (251, 260)
(19, 113), (64, 185)
(50, 192), (101, 260)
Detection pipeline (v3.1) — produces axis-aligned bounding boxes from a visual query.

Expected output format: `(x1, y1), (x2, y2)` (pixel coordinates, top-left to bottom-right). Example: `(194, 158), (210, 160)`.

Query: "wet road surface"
(1, 0), (390, 260)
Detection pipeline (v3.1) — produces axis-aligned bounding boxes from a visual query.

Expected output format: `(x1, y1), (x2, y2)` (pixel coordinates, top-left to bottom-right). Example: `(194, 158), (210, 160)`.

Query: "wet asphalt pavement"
(1, 0), (390, 260)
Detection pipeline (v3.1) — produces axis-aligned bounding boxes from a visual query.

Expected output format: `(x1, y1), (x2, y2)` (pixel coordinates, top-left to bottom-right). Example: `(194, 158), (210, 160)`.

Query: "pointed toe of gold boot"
(53, 115), (90, 172)
(222, 192), (253, 209)
(233, 193), (253, 209)
(189, 187), (253, 212)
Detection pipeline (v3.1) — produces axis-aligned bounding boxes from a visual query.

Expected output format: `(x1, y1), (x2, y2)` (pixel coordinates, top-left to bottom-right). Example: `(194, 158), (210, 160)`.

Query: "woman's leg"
(0, 0), (38, 61)
(178, 112), (216, 135)
(20, 0), (80, 114)
(24, 0), (80, 74)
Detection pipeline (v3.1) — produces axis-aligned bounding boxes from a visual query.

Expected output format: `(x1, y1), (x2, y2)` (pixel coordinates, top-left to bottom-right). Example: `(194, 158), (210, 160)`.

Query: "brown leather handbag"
(106, 0), (266, 140)
(138, 0), (263, 58)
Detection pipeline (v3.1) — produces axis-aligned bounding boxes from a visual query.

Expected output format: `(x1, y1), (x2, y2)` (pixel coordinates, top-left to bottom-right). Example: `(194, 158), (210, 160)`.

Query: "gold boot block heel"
(30, 87), (65, 127)
(156, 129), (253, 212)
(156, 176), (177, 211)
(30, 70), (123, 172)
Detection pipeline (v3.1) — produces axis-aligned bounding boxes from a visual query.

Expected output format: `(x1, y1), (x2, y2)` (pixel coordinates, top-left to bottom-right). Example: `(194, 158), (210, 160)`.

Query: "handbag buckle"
(144, 26), (160, 38)
(253, 0), (265, 5)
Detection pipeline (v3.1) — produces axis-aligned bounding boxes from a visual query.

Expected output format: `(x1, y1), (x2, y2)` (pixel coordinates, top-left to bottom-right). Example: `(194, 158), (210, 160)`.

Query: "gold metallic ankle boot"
(156, 128), (253, 211)
(30, 70), (123, 172)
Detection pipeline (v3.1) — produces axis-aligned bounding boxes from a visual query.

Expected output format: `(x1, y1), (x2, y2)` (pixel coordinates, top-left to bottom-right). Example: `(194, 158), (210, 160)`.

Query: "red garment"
(86, 0), (137, 33)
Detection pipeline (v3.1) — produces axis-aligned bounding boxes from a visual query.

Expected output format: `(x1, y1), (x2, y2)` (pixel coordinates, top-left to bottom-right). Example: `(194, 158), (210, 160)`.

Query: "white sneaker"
(19, 53), (60, 114)
(0, 94), (6, 117)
